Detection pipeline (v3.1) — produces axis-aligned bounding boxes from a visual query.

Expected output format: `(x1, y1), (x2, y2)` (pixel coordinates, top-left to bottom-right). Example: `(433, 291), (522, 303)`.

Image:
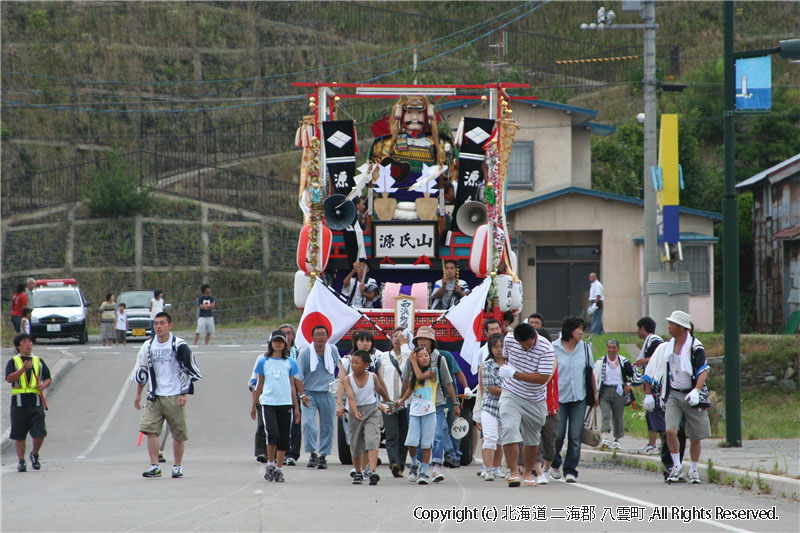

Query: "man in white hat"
(642, 310), (710, 484)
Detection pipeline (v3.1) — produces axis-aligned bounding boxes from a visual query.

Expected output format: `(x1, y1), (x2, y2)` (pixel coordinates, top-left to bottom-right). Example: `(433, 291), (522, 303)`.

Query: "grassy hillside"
(2, 1), (797, 177)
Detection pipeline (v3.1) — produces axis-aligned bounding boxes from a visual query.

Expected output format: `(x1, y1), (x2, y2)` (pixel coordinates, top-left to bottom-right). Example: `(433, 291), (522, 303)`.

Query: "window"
(763, 185), (773, 218)
(675, 245), (710, 295)
(508, 141), (534, 189)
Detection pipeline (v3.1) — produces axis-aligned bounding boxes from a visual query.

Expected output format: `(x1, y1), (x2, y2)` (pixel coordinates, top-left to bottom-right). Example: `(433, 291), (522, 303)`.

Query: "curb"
(1, 354), (81, 451)
(582, 448), (800, 499)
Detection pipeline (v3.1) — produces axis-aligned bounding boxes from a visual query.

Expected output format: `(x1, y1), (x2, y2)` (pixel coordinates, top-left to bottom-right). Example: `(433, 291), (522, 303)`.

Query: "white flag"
(296, 280), (362, 349)
(445, 277), (492, 374)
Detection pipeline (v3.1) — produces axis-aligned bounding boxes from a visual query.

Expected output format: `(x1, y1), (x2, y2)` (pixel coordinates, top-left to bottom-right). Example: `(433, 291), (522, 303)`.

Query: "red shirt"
(546, 366), (559, 416)
(11, 293), (28, 317)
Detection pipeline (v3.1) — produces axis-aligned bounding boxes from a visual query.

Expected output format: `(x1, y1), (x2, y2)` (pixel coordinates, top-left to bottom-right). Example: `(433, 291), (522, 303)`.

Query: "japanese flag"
(296, 279), (362, 350)
(445, 277), (492, 374)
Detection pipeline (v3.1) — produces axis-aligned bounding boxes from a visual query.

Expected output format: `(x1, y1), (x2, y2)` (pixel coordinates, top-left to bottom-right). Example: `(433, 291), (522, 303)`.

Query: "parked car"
(117, 290), (170, 339)
(30, 279), (90, 344)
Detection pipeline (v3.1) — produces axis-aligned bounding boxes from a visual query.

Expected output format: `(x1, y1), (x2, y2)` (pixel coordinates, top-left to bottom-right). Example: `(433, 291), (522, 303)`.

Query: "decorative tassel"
(485, 182), (495, 205)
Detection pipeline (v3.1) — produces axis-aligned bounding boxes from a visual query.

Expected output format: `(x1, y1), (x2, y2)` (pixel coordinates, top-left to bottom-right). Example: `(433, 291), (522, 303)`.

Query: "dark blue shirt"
(198, 296), (214, 318)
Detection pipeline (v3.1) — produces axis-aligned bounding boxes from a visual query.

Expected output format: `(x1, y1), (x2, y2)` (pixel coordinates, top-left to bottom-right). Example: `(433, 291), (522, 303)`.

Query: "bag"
(583, 343), (596, 405)
(582, 406), (602, 447)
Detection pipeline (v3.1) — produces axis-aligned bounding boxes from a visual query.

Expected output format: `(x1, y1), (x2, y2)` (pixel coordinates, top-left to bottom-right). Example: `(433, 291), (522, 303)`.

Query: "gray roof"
(735, 153), (800, 191)
(438, 98), (616, 136)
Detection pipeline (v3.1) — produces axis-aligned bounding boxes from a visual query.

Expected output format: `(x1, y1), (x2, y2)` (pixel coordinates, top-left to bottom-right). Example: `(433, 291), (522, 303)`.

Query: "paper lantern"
(469, 224), (491, 278)
(294, 270), (312, 309)
(296, 223), (332, 275)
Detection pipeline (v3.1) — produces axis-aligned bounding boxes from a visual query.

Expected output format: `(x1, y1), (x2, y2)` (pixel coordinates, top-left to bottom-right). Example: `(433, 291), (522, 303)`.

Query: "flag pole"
(318, 280), (390, 338)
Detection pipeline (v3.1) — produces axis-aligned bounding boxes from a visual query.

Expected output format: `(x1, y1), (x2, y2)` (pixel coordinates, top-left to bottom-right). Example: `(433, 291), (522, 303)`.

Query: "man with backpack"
(133, 312), (203, 479)
(643, 311), (710, 484)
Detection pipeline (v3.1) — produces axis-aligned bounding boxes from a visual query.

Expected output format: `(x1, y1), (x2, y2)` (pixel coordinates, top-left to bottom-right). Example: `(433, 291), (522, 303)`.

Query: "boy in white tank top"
(343, 350), (390, 485)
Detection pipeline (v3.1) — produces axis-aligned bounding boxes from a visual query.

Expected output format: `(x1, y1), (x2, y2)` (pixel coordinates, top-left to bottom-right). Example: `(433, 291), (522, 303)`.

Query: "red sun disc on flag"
(472, 313), (484, 340)
(301, 311), (333, 342)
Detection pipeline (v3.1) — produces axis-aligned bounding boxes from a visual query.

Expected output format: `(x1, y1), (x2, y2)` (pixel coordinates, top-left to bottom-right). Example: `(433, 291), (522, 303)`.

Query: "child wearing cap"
(250, 330), (301, 483)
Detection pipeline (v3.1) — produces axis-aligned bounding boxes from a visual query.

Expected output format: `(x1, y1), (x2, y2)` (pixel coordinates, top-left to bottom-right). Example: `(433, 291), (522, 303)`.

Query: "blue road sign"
(735, 56), (771, 111)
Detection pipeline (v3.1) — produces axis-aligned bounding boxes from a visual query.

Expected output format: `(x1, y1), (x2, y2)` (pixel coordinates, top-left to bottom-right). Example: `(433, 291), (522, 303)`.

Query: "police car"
(29, 279), (91, 344)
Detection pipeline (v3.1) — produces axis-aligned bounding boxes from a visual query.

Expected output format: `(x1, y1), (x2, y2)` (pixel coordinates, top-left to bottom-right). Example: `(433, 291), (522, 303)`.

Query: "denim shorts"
(405, 412), (436, 449)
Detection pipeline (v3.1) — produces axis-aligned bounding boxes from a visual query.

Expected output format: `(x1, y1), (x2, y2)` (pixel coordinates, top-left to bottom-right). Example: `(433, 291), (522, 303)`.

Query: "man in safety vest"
(5, 333), (51, 473)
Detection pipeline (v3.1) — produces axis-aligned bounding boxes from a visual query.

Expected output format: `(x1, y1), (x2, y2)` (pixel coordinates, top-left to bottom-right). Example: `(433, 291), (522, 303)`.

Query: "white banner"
(373, 223), (436, 258)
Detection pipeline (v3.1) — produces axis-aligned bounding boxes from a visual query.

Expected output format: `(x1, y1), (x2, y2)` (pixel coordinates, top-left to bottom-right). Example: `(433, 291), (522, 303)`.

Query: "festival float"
(292, 82), (525, 376)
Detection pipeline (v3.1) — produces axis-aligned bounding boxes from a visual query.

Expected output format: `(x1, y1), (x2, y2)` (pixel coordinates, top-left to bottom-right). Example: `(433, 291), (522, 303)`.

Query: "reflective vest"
(11, 355), (41, 395)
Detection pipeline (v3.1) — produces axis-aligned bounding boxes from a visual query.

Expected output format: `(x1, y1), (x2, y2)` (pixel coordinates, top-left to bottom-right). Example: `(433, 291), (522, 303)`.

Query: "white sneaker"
(484, 470), (495, 481)
(612, 441), (621, 451)
(667, 465), (683, 483)
(492, 467), (504, 479)
(476, 466), (486, 478)
(565, 473), (577, 483)
(688, 470), (701, 484)
(535, 474), (548, 485)
(543, 469), (550, 481)
(600, 438), (611, 449)
(643, 444), (659, 454)
(550, 466), (562, 479)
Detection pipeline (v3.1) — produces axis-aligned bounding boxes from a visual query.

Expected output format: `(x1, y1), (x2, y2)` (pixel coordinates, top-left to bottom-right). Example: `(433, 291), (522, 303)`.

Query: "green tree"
(591, 123), (643, 198)
(85, 151), (151, 218)
(735, 92), (800, 178)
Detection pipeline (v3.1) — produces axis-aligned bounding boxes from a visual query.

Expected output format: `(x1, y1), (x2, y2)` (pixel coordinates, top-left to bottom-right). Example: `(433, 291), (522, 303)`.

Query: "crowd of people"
(6, 276), (709, 488)
(236, 309), (708, 487)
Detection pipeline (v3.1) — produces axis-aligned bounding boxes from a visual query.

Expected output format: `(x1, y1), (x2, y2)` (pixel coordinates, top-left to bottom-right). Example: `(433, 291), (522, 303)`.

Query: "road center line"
(563, 479), (751, 532)
(76, 370), (132, 459)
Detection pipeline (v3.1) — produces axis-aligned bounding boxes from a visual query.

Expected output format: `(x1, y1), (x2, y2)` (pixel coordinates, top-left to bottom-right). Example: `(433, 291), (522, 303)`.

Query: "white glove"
(498, 364), (516, 380)
(685, 389), (700, 406)
(643, 394), (655, 412)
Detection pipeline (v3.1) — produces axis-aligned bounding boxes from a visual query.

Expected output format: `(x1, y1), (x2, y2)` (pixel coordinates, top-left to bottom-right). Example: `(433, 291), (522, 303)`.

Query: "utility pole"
(642, 0), (658, 316)
(722, 1), (799, 447)
(581, 1), (659, 315)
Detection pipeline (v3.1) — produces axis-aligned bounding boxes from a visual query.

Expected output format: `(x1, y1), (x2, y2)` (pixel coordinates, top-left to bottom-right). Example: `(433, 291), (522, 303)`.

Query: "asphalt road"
(2, 342), (798, 533)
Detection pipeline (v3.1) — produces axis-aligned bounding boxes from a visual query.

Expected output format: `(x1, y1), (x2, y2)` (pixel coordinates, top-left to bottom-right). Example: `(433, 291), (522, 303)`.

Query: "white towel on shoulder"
(309, 343), (335, 375)
(666, 337), (693, 375)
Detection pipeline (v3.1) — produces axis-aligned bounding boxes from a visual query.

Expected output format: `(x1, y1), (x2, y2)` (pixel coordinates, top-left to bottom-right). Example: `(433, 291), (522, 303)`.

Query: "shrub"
(756, 472), (771, 494)
(738, 472), (754, 490)
(85, 150), (150, 217)
(707, 459), (721, 484)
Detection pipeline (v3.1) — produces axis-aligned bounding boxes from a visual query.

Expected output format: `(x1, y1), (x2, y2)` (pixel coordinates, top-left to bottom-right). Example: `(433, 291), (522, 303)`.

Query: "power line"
(3, 1), (535, 88)
(359, 0), (552, 83)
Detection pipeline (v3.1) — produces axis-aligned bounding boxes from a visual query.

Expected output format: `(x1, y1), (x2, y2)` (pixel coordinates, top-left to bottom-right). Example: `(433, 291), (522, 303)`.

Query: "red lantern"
(296, 223), (332, 275)
(469, 224), (491, 278)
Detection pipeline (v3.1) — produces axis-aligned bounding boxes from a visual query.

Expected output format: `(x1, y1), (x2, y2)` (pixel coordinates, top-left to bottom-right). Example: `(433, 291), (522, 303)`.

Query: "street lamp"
(581, 1), (659, 316)
(723, 2), (800, 447)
